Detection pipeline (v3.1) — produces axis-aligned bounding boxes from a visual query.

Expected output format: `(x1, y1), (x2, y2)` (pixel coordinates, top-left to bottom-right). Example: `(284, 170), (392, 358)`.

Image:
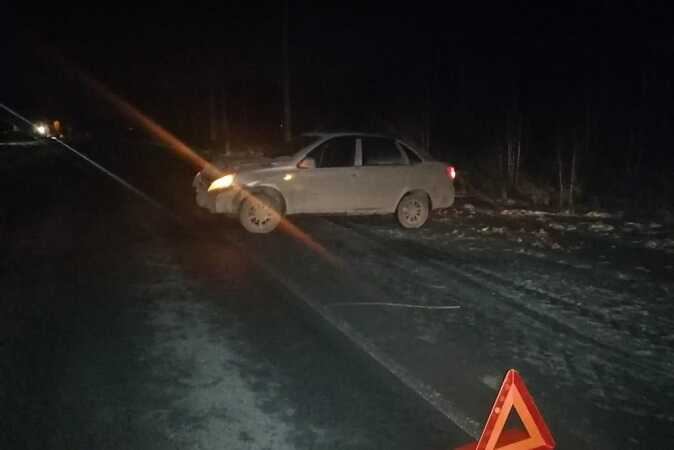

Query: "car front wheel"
(397, 192), (430, 229)
(239, 192), (283, 233)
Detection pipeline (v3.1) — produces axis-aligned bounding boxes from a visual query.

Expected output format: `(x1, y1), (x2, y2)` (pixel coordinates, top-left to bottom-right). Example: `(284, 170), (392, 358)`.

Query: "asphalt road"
(0, 142), (463, 450)
(3, 138), (672, 450)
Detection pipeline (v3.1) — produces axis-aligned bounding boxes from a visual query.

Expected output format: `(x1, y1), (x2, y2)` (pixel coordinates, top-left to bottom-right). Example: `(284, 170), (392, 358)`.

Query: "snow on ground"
(281, 199), (674, 449)
(439, 202), (674, 254)
(128, 247), (300, 450)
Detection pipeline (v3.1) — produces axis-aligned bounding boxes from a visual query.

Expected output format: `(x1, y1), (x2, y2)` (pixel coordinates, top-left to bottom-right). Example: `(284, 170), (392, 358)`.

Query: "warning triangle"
(455, 369), (555, 450)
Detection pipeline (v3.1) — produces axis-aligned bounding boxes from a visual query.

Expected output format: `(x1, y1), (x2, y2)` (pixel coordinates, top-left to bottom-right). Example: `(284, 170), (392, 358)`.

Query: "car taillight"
(446, 165), (456, 181)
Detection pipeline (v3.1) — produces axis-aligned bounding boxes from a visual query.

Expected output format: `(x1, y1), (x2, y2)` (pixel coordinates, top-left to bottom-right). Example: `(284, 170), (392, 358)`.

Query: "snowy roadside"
(334, 202), (674, 384)
(439, 201), (674, 258)
(332, 202), (674, 447)
(138, 245), (299, 450)
(237, 209), (674, 450)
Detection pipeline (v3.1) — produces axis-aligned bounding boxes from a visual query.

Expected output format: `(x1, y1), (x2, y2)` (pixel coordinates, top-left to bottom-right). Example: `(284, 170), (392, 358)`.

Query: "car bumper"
(431, 183), (455, 209)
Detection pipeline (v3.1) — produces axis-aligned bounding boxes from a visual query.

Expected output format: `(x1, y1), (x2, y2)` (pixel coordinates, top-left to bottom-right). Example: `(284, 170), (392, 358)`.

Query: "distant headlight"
(208, 174), (235, 192)
(34, 123), (48, 136)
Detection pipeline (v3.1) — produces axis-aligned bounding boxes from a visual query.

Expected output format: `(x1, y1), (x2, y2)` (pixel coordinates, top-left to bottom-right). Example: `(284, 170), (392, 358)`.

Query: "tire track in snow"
(323, 219), (674, 422)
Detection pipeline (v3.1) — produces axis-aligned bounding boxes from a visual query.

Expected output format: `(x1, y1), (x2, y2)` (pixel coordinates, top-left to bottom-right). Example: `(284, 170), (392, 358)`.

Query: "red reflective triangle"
(455, 369), (556, 450)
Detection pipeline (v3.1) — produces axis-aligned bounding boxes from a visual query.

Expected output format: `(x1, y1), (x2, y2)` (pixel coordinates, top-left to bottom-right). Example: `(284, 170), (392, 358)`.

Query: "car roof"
(300, 131), (434, 160)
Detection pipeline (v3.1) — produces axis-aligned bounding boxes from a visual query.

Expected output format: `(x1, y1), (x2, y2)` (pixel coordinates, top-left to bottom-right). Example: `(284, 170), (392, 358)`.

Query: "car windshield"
(268, 135), (320, 157)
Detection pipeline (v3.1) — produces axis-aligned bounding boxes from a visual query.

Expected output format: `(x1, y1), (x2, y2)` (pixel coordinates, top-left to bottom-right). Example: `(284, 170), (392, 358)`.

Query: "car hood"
(211, 155), (293, 171)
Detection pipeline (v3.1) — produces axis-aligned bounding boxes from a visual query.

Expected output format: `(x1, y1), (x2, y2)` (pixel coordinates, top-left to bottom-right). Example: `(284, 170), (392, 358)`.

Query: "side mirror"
(298, 157), (316, 169)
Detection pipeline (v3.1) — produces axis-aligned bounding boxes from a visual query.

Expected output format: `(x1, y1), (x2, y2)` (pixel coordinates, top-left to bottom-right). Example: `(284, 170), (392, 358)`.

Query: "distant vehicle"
(31, 118), (66, 139)
(0, 115), (71, 148)
(0, 119), (45, 147)
(193, 132), (456, 233)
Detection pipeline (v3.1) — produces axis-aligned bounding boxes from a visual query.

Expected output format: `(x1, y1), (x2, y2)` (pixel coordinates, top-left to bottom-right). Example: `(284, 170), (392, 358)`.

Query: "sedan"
(193, 132), (456, 233)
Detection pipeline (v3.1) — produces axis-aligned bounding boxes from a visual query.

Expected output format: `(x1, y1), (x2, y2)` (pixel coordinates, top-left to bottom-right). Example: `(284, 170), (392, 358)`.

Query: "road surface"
(2, 139), (672, 449)
(0, 143), (461, 450)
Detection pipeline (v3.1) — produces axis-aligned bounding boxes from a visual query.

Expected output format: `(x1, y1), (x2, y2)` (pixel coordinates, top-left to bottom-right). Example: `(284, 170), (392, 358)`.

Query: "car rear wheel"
(397, 192), (430, 229)
(239, 192), (282, 234)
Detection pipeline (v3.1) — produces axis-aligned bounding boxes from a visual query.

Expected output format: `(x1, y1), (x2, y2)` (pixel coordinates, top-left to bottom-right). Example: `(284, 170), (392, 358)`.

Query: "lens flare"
(46, 50), (339, 267)
(65, 67), (221, 178)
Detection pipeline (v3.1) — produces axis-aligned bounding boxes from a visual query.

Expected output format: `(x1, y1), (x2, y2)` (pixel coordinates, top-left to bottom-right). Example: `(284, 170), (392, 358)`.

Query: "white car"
(193, 132), (456, 233)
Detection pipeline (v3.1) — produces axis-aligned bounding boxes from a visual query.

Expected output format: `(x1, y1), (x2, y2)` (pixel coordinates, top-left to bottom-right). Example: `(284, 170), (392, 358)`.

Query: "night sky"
(4, 2), (674, 205)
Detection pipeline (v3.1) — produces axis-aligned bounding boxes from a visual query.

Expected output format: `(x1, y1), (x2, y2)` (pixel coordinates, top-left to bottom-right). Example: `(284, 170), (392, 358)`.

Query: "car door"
(351, 137), (410, 212)
(289, 136), (358, 214)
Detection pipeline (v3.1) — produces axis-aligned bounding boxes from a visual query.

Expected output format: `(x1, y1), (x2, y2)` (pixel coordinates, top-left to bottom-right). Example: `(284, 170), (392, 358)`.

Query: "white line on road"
(328, 302), (461, 310)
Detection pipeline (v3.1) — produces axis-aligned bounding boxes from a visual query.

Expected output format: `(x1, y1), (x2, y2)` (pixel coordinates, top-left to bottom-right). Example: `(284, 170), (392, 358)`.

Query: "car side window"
(307, 137), (355, 168)
(362, 138), (404, 166)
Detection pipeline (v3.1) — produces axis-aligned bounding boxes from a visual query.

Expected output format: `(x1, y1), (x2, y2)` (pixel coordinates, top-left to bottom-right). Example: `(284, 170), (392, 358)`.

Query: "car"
(0, 119), (45, 147)
(193, 132), (456, 233)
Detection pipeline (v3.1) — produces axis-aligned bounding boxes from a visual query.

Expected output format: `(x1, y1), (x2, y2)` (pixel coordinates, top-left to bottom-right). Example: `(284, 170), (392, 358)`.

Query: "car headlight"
(34, 123), (49, 136)
(208, 174), (235, 192)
